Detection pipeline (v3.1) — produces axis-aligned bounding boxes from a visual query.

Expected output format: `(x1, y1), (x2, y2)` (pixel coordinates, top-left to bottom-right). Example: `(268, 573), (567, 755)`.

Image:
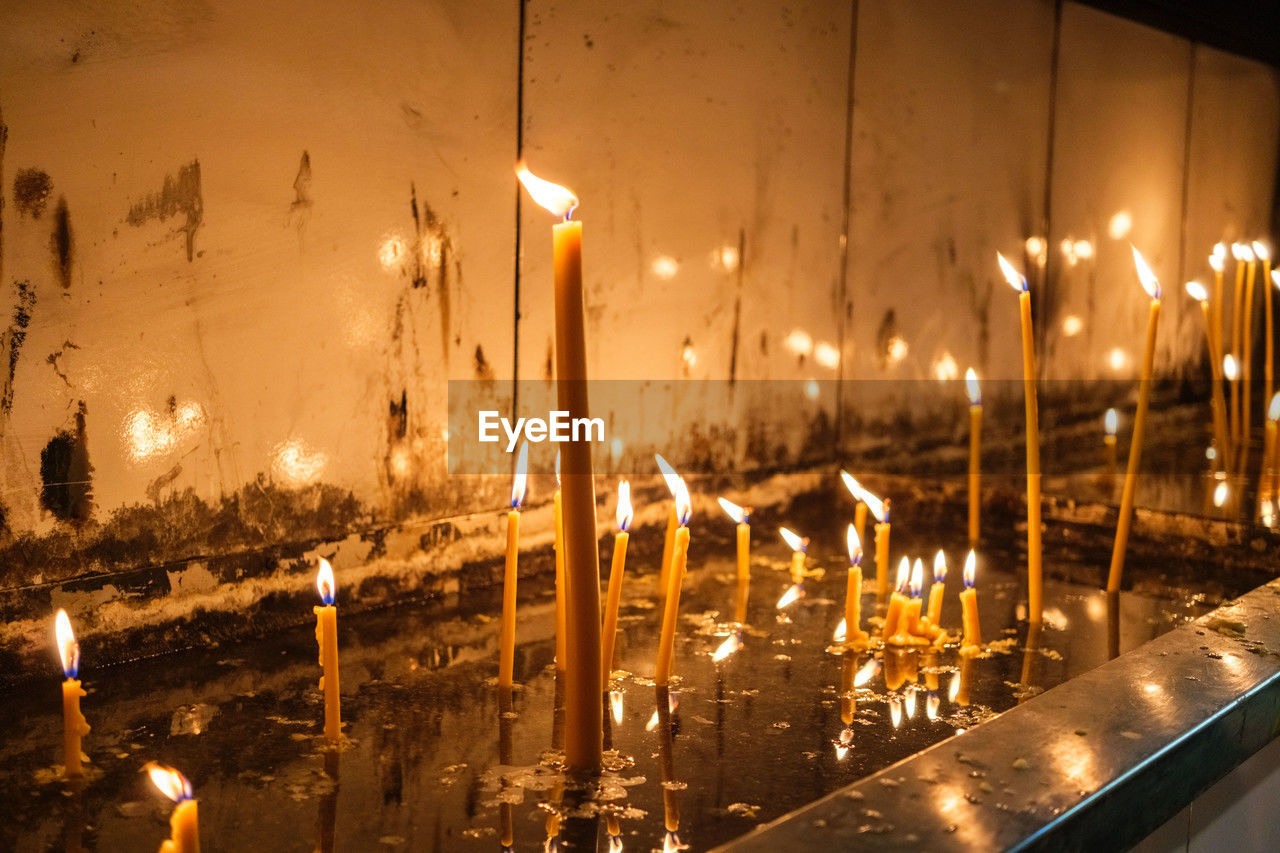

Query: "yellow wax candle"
(718, 498), (751, 624)
(1108, 249), (1162, 593)
(54, 610), (89, 779)
(1231, 244), (1247, 457)
(601, 481), (633, 684)
(1210, 248), (1230, 465)
(313, 558), (342, 741)
(1104, 408), (1118, 485)
(881, 556), (910, 639)
(1241, 248), (1257, 476)
(655, 481), (691, 686)
(966, 369), (982, 548)
(840, 473), (887, 600)
(779, 527), (807, 584)
(926, 550), (946, 627)
(1264, 393), (1280, 502)
(854, 501), (868, 550)
(843, 525), (869, 647)
(959, 550), (982, 654)
(890, 558), (928, 646)
(656, 453), (682, 595)
(147, 764), (199, 853)
(655, 686), (681, 835)
(999, 252), (1044, 626)
(840, 652), (857, 726)
(498, 443), (527, 691)
(1256, 243), (1272, 439)
(553, 472), (567, 672)
(520, 164), (604, 772)
(1188, 281), (1230, 467)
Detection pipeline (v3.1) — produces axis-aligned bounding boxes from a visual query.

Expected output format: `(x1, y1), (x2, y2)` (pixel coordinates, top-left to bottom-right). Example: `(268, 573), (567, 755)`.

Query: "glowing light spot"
(887, 336), (908, 364)
(390, 447), (411, 477)
(651, 255), (679, 280)
(681, 342), (697, 371)
(1024, 236), (1047, 266)
(1073, 239), (1094, 260)
(1062, 315), (1084, 337)
(785, 329), (814, 357)
(932, 352), (959, 382)
(378, 235), (406, 271)
(1107, 348), (1129, 372)
(123, 402), (206, 463)
(610, 437), (624, 461)
(1108, 211), (1133, 240)
(813, 341), (840, 370)
(805, 378), (820, 400)
(1213, 480), (1229, 508)
(272, 438), (328, 486)
(713, 245), (739, 272)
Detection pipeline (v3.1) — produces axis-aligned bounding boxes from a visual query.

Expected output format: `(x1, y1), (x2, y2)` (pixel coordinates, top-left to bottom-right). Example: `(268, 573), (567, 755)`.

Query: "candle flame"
(655, 453), (681, 496)
(1105, 408), (1118, 436)
(895, 556), (910, 594)
(1224, 354), (1239, 381)
(146, 763), (193, 803)
(1270, 393), (1280, 423)
(910, 558), (924, 598)
(674, 477), (691, 526)
(718, 497), (746, 525)
(1213, 242), (1227, 261)
(1213, 480), (1229, 508)
(963, 549), (976, 589)
(855, 658), (879, 687)
(965, 368), (980, 406)
(616, 480), (633, 532)
(840, 472), (885, 522)
(316, 557), (336, 606)
(949, 670), (962, 702)
(515, 162), (578, 220)
(55, 609), (79, 679)
(997, 252), (1027, 293)
(927, 691), (940, 721)
(933, 550), (947, 583)
(1185, 280), (1208, 302)
(904, 684), (918, 718)
(779, 527), (806, 553)
(889, 696), (903, 728)
(554, 449), (561, 486)
(610, 690), (624, 725)
(1240, 243), (1256, 263)
(1272, 269), (1280, 289)
(1209, 253), (1224, 273)
(1232, 242), (1245, 260)
(1253, 241), (1270, 262)
(1131, 246), (1161, 300)
(711, 632), (742, 662)
(662, 832), (687, 853)
(776, 583), (803, 609)
(846, 524), (862, 566)
(510, 441), (529, 508)
(833, 618), (847, 642)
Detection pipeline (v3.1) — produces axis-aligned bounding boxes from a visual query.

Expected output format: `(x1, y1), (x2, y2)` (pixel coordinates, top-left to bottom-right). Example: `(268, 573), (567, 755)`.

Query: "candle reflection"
(317, 748), (340, 853)
(1106, 591), (1121, 661)
(655, 685), (682, 839)
(1018, 623), (1043, 705)
(62, 777), (85, 853)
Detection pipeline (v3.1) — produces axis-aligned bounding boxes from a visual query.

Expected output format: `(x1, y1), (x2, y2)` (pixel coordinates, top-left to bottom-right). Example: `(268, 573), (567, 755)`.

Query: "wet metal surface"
(0, 495), (1258, 852)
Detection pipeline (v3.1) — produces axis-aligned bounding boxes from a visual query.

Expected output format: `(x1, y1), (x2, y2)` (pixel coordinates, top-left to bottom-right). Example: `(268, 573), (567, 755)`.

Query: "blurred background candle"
(966, 368), (982, 547)
(843, 525), (868, 647)
(1241, 243), (1258, 476)
(718, 498), (751, 624)
(553, 452), (566, 672)
(655, 479), (691, 686)
(1103, 408), (1119, 485)
(147, 763), (198, 853)
(1257, 242), (1273, 427)
(1186, 281), (1228, 466)
(601, 480), (632, 684)
(54, 610), (89, 779)
(313, 557), (341, 742)
(840, 471), (869, 550)
(999, 251), (1043, 626)
(1108, 248), (1162, 593)
(959, 550), (981, 653)
(1230, 243), (1247, 460)
(779, 527), (807, 584)
(655, 454), (682, 596)
(498, 442), (528, 690)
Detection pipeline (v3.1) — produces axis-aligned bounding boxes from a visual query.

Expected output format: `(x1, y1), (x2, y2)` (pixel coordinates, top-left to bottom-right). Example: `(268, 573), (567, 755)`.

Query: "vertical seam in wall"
(511, 0), (527, 423)
(1177, 42), (1197, 340)
(834, 0), (859, 457)
(1039, 0), (1064, 369)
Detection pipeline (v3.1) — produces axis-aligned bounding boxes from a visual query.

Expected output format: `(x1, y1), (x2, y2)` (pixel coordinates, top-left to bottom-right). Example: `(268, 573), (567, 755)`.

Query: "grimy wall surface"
(0, 1), (1276, 599)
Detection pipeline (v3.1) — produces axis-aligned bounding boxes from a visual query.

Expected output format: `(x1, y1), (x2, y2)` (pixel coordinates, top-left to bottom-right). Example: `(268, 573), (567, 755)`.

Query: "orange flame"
(515, 163), (578, 220)
(674, 477), (691, 526)
(840, 472), (885, 522)
(895, 556), (910, 593)
(1185, 280), (1208, 302)
(910, 558), (924, 598)
(510, 441), (528, 508)
(616, 480), (633, 531)
(933, 550), (947, 583)
(54, 609), (79, 679)
(655, 454), (681, 496)
(779, 527), (806, 553)
(717, 497), (746, 525)
(1131, 246), (1161, 299)
(846, 524), (861, 565)
(146, 762), (193, 802)
(316, 557), (336, 606)
(963, 549), (976, 589)
(965, 368), (980, 406)
(997, 252), (1027, 292)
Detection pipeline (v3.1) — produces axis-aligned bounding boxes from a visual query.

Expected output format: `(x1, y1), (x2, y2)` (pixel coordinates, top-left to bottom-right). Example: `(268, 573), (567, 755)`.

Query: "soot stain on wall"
(473, 345), (494, 381)
(290, 150), (312, 236)
(39, 401), (94, 525)
(2, 280), (36, 416)
(51, 196), (73, 288)
(126, 160), (203, 261)
(12, 168), (52, 219)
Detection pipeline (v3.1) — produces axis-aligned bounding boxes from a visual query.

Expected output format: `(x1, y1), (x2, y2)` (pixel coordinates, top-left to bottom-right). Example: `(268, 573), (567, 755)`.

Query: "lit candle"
(147, 763), (199, 853)
(840, 470), (869, 550)
(518, 164), (603, 772)
(655, 479), (692, 686)
(601, 480), (633, 684)
(926, 549), (946, 629)
(843, 524), (869, 648)
(998, 252), (1043, 626)
(718, 497), (751, 624)
(779, 527), (808, 585)
(881, 557), (910, 640)
(655, 453), (682, 596)
(1257, 242), (1273, 440)
(966, 368), (981, 547)
(312, 557), (341, 741)
(1263, 393), (1280, 503)
(959, 550), (982, 654)
(1186, 281), (1229, 466)
(1230, 243), (1248, 462)
(1210, 246), (1229, 465)
(1107, 247), (1162, 593)
(841, 473), (889, 600)
(1242, 243), (1259, 476)
(498, 441), (528, 690)
(553, 451), (566, 672)
(889, 558), (927, 646)
(54, 610), (89, 779)
(1103, 408), (1119, 485)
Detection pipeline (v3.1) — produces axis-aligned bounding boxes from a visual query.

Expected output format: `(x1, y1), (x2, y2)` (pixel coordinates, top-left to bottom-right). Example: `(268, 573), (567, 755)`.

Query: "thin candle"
(843, 525), (869, 648)
(966, 368), (982, 547)
(1230, 244), (1247, 460)
(959, 550), (982, 654)
(498, 441), (528, 690)
(313, 557), (341, 741)
(881, 557), (910, 640)
(998, 251), (1043, 625)
(841, 473), (889, 600)
(718, 497), (752, 624)
(926, 550), (946, 629)
(655, 453), (682, 596)
(1256, 242), (1273, 442)
(1264, 393), (1280, 503)
(147, 763), (199, 853)
(54, 610), (90, 779)
(888, 558), (926, 646)
(840, 470), (869, 548)
(1104, 408), (1119, 485)
(1241, 244), (1258, 476)
(779, 527), (808, 585)
(1210, 247), (1229, 465)
(1186, 281), (1229, 466)
(655, 479), (692, 686)
(601, 481), (633, 684)
(518, 165), (603, 773)
(553, 451), (566, 671)
(1107, 247), (1162, 593)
